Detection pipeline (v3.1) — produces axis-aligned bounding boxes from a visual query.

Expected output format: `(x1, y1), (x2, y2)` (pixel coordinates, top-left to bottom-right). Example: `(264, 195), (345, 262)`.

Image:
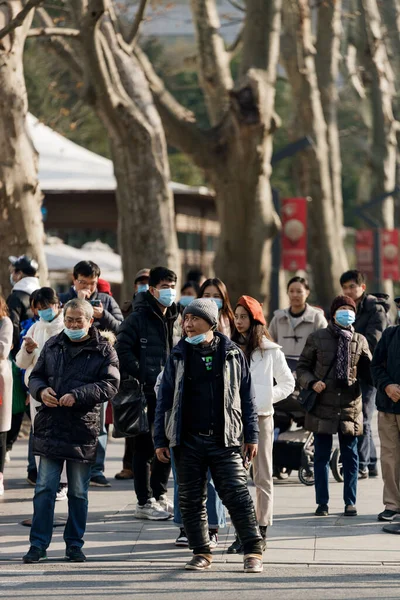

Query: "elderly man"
(22, 299), (120, 563)
(154, 299), (263, 573)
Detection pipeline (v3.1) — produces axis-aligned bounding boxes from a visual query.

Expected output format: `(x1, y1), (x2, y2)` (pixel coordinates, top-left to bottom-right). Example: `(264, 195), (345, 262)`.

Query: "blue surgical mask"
(38, 307), (58, 322)
(137, 284), (149, 294)
(213, 298), (223, 310)
(179, 296), (194, 308)
(64, 327), (88, 341)
(157, 288), (176, 308)
(335, 310), (355, 328)
(185, 333), (207, 345)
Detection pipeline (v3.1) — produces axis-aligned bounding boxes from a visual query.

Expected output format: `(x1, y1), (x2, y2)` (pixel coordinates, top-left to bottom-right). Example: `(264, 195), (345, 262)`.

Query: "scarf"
(332, 322), (353, 385)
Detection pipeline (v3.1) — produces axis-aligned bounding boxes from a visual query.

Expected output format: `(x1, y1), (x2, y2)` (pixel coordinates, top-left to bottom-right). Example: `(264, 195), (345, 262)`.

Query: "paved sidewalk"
(1, 434), (399, 598)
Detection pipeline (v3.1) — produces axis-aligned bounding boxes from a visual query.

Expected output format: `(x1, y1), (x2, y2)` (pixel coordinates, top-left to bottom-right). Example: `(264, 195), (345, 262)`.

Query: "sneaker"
(227, 535), (243, 554)
(344, 504), (357, 517)
(134, 498), (172, 521)
(114, 469), (134, 480)
(369, 466), (379, 478)
(378, 509), (400, 522)
(65, 546), (86, 562)
(209, 531), (218, 549)
(358, 468), (369, 480)
(56, 483), (68, 501)
(158, 494), (174, 514)
(259, 525), (267, 551)
(23, 546), (47, 563)
(315, 504), (329, 516)
(5, 451), (11, 463)
(27, 470), (37, 486)
(243, 554), (263, 573)
(185, 554), (212, 571)
(175, 528), (189, 547)
(89, 475), (111, 487)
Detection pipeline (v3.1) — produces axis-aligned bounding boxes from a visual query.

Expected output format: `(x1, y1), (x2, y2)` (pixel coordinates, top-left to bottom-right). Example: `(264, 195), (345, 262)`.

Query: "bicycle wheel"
(330, 447), (344, 482)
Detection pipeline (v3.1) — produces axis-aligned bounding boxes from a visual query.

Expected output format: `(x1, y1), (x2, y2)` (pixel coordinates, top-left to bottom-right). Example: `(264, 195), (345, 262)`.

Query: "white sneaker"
(56, 484), (68, 501)
(134, 498), (172, 521)
(5, 451), (10, 463)
(158, 494), (174, 515)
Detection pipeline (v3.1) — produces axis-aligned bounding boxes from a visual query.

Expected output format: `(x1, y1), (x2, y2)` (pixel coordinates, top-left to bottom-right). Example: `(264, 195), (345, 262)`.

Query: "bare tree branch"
(226, 25), (243, 56)
(0, 0), (43, 40)
(227, 0), (245, 12)
(128, 0), (148, 47)
(27, 26), (80, 37)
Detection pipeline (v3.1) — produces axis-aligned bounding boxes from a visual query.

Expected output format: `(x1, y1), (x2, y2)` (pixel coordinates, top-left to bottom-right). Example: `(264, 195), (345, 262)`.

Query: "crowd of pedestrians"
(0, 256), (398, 573)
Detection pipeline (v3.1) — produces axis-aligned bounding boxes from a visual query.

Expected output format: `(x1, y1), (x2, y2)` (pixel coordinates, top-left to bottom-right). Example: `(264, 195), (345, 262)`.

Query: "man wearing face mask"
(22, 298), (120, 563)
(115, 266), (178, 520)
(297, 296), (372, 518)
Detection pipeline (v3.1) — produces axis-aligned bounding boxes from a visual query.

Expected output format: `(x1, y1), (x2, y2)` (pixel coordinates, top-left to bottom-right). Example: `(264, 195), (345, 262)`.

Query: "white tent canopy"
(27, 114), (211, 196)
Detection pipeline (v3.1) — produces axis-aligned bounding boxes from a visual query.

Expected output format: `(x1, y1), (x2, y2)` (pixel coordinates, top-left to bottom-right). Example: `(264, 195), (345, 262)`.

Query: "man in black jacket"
(116, 266), (178, 520)
(371, 303), (400, 521)
(341, 270), (389, 477)
(22, 299), (120, 563)
(59, 261), (123, 334)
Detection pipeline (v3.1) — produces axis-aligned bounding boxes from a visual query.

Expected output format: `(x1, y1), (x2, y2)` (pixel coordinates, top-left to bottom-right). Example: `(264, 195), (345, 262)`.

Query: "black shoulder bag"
(112, 335), (150, 438)
(298, 355), (336, 413)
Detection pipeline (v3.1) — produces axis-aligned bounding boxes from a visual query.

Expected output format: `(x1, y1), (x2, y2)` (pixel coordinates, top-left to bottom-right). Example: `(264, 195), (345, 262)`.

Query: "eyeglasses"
(64, 317), (87, 326)
(76, 279), (98, 289)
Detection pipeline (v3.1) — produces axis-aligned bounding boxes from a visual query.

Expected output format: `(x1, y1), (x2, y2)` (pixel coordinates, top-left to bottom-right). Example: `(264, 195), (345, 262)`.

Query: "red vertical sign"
(382, 229), (399, 280)
(281, 198), (307, 271)
(355, 230), (374, 280)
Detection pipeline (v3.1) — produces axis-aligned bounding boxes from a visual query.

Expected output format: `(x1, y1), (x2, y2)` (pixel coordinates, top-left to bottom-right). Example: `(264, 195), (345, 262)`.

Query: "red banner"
(355, 230), (374, 280)
(382, 229), (399, 280)
(281, 198), (307, 271)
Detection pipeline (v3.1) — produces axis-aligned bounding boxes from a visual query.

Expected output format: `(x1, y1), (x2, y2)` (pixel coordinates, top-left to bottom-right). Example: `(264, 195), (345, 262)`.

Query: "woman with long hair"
(198, 278), (235, 338)
(228, 295), (295, 553)
(0, 295), (13, 495)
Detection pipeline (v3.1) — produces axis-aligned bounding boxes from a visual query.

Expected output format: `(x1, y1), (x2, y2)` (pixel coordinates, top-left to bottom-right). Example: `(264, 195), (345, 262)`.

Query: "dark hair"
(181, 280), (200, 295)
(186, 268), (204, 285)
(0, 294), (9, 319)
(232, 304), (273, 362)
(198, 277), (235, 334)
(31, 287), (59, 309)
(16, 265), (37, 277)
(73, 261), (101, 280)
(149, 266), (177, 287)
(339, 269), (365, 286)
(287, 276), (310, 292)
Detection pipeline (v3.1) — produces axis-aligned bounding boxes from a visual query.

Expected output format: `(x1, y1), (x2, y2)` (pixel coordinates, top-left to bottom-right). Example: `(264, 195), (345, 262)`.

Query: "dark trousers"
(123, 437), (135, 471)
(0, 432), (7, 473)
(357, 382), (377, 471)
(6, 412), (24, 451)
(314, 431), (358, 506)
(132, 429), (171, 505)
(173, 433), (262, 555)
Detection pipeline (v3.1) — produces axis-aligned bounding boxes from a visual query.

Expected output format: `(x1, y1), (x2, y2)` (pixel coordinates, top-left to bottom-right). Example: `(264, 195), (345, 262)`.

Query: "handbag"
(112, 336), (149, 438)
(298, 355), (336, 413)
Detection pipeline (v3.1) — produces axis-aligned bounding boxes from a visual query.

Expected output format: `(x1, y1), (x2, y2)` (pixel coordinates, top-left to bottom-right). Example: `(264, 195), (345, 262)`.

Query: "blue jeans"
(30, 457), (91, 550)
(91, 401), (107, 478)
(170, 451), (226, 529)
(357, 382), (377, 471)
(314, 431), (358, 506)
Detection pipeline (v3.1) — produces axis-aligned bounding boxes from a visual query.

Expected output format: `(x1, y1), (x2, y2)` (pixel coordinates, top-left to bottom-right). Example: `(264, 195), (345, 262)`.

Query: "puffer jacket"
(154, 332), (259, 449)
(59, 286), (123, 334)
(269, 304), (327, 367)
(29, 327), (120, 463)
(296, 323), (372, 436)
(354, 293), (390, 353)
(115, 291), (178, 396)
(250, 337), (295, 416)
(371, 326), (400, 414)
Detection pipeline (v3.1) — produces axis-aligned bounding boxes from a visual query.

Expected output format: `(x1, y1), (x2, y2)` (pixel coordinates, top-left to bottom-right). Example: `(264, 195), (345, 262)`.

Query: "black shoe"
(315, 504), (329, 516)
(23, 546), (47, 563)
(227, 535), (243, 554)
(185, 554), (212, 571)
(65, 546), (86, 562)
(259, 525), (267, 551)
(369, 466), (379, 478)
(89, 475), (111, 487)
(27, 470), (37, 486)
(378, 509), (400, 522)
(344, 504), (357, 517)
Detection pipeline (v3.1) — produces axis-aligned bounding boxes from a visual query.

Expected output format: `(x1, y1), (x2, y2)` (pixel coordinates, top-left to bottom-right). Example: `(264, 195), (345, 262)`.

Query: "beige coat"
(269, 304), (327, 364)
(0, 317), (13, 433)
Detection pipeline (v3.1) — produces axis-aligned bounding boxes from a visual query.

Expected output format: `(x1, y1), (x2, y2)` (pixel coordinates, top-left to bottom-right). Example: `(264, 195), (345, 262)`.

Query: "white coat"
(0, 317), (13, 433)
(250, 337), (295, 416)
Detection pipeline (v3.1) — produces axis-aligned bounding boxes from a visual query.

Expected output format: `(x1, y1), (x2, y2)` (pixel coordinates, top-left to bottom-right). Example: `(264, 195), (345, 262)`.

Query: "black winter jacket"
(59, 287), (123, 334)
(371, 326), (400, 414)
(29, 327), (120, 463)
(115, 291), (178, 396)
(354, 293), (390, 353)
